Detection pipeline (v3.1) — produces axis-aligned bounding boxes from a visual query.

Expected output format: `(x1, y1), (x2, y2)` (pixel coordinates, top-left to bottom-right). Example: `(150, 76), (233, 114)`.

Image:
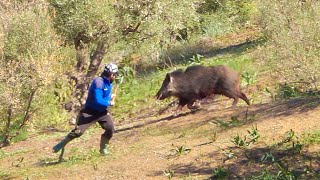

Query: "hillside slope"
(0, 96), (319, 179)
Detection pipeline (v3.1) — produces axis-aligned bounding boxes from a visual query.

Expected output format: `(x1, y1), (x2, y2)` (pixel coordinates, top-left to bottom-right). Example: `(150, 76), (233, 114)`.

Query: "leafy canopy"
(49, 0), (202, 58)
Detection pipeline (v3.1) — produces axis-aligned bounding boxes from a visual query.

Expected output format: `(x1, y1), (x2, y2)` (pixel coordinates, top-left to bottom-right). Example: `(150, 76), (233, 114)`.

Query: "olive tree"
(0, 1), (68, 147)
(49, 0), (202, 112)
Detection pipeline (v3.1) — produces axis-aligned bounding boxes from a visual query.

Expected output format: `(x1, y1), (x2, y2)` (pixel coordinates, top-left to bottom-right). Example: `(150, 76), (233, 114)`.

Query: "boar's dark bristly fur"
(156, 65), (250, 110)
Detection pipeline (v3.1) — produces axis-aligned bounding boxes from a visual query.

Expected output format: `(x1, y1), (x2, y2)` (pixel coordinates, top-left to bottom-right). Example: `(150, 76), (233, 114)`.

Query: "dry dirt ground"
(0, 96), (319, 180)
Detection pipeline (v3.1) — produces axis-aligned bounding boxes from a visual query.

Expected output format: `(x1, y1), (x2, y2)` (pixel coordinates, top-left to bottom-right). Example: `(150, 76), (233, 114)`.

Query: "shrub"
(257, 0), (320, 91)
(0, 2), (71, 145)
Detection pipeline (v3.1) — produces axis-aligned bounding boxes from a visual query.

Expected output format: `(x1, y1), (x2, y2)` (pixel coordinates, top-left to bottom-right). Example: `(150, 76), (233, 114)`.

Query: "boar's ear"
(168, 74), (175, 83)
(165, 73), (174, 83)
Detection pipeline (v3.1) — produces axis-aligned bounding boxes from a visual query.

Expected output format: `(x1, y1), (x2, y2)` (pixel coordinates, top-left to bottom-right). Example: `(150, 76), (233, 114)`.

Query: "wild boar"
(156, 65), (250, 111)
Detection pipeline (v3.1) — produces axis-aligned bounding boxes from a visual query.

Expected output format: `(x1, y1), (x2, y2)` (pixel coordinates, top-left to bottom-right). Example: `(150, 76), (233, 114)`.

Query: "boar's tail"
(240, 92), (250, 105)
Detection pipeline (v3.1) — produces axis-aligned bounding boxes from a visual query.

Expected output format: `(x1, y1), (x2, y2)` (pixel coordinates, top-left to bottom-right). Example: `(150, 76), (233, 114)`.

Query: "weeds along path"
(0, 97), (319, 179)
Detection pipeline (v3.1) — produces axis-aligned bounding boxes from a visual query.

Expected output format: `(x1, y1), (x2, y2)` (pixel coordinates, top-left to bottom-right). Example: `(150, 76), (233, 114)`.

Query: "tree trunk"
(0, 106), (12, 148)
(79, 42), (107, 105)
(0, 89), (36, 149)
(68, 41), (106, 114)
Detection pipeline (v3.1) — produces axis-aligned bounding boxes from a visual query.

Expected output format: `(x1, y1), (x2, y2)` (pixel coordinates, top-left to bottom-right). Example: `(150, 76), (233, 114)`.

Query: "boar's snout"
(156, 90), (168, 100)
(156, 86), (173, 100)
(156, 93), (163, 100)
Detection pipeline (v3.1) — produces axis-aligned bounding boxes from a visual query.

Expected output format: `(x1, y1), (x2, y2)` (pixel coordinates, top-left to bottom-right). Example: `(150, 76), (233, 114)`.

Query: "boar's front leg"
(173, 98), (189, 116)
(187, 101), (201, 110)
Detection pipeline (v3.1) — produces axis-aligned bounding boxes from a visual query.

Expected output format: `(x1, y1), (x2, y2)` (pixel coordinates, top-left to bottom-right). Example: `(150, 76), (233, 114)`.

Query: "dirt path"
(0, 97), (319, 179)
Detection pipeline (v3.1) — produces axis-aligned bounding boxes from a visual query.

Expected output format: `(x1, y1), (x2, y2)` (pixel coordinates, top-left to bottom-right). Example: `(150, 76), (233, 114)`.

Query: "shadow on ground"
(115, 111), (196, 133)
(205, 146), (319, 179)
(151, 143), (320, 179)
(116, 96), (320, 134)
(186, 96), (320, 133)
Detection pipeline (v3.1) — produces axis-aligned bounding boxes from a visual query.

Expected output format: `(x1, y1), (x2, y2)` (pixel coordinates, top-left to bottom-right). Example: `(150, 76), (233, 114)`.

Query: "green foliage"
(261, 152), (276, 163)
(3, 5), (60, 60)
(10, 128), (28, 143)
(241, 71), (257, 87)
(163, 169), (175, 179)
(211, 167), (228, 180)
(117, 65), (136, 84)
(231, 134), (247, 148)
(251, 129), (320, 180)
(117, 0), (202, 64)
(231, 125), (260, 148)
(49, 0), (115, 44)
(276, 84), (301, 99)
(32, 87), (69, 128)
(198, 0), (258, 37)
(0, 149), (28, 160)
(257, 0), (320, 91)
(201, 13), (235, 37)
(188, 54), (204, 65)
(197, 0), (224, 14)
(274, 130), (304, 154)
(274, 163), (298, 180)
(249, 169), (276, 180)
(249, 168), (297, 180)
(67, 149), (100, 164)
(264, 87), (276, 102)
(172, 145), (191, 156)
(0, 2), (71, 144)
(266, 83), (319, 101)
(0, 170), (10, 179)
(302, 130), (320, 145)
(247, 125), (260, 143)
(50, 0), (202, 66)
(112, 69), (168, 120)
(222, 148), (236, 161)
(210, 116), (242, 128)
(224, 0), (258, 25)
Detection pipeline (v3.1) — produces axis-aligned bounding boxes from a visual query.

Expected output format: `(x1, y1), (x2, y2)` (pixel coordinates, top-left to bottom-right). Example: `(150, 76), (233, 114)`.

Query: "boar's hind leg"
(222, 91), (239, 106)
(225, 91), (250, 106)
(231, 92), (250, 106)
(232, 98), (239, 107)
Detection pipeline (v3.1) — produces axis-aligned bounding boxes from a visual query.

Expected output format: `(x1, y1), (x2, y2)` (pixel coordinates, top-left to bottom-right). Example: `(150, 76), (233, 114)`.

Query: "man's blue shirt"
(85, 76), (113, 112)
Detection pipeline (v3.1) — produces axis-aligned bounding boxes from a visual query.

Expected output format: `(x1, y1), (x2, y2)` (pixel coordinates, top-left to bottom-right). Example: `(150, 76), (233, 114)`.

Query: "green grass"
(113, 69), (168, 121)
(0, 149), (29, 160)
(210, 116), (243, 129)
(302, 130), (320, 145)
(113, 52), (257, 122)
(0, 170), (10, 179)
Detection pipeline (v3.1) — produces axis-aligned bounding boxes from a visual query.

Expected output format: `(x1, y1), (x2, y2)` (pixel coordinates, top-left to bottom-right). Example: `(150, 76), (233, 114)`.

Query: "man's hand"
(110, 94), (116, 106)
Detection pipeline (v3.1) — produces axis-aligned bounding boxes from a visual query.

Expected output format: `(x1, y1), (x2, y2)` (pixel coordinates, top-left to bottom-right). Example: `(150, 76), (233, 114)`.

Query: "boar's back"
(183, 65), (240, 97)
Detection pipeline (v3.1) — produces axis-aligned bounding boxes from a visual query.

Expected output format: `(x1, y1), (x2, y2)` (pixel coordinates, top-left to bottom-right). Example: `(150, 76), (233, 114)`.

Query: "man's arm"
(93, 88), (112, 106)
(93, 78), (112, 107)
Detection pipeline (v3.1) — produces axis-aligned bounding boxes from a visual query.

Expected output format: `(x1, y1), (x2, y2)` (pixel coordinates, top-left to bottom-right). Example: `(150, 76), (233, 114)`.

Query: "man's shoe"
(53, 136), (72, 153)
(100, 135), (111, 155)
(99, 144), (111, 155)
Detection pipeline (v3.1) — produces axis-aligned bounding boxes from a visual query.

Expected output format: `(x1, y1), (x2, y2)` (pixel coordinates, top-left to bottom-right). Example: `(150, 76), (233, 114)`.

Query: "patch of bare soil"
(0, 96), (319, 179)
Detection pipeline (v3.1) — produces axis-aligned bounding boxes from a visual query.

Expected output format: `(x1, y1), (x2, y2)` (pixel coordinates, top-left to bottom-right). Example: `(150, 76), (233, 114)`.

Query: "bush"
(0, 2), (72, 145)
(257, 0), (320, 91)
